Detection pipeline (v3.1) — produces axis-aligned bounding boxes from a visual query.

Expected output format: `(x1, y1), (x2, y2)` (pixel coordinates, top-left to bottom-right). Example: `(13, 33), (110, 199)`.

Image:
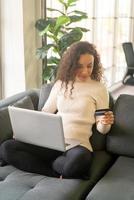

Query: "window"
(46, 0), (134, 87)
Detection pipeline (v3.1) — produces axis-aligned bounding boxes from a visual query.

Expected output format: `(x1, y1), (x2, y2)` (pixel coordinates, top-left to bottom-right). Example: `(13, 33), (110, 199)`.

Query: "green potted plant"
(35, 0), (89, 82)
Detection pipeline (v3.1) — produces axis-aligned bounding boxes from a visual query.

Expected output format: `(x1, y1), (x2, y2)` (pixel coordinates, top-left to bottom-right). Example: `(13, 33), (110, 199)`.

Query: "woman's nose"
(81, 67), (89, 74)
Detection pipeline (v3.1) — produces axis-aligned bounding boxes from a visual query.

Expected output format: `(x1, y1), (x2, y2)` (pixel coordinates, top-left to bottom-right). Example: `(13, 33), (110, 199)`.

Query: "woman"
(0, 41), (114, 179)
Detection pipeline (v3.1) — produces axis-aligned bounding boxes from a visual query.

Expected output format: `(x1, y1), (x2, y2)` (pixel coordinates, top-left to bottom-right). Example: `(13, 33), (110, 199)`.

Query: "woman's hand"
(99, 111), (114, 125)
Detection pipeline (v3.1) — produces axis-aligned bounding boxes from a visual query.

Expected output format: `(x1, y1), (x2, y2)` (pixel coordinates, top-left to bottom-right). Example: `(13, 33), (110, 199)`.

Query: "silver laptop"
(8, 106), (80, 152)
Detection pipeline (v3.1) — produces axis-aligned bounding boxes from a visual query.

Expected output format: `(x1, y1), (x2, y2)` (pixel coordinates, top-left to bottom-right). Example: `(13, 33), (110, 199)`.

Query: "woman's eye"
(77, 64), (83, 68)
(87, 65), (92, 68)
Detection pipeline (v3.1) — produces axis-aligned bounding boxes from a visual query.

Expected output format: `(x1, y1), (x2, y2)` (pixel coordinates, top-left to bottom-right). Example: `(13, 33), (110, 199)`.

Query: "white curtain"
(0, 0), (25, 98)
(0, 66), (3, 99)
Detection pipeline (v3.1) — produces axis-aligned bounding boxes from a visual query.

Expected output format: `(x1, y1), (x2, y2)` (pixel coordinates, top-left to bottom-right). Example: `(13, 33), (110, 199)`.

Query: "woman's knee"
(0, 139), (14, 151)
(66, 146), (92, 163)
(62, 146), (93, 178)
(0, 139), (17, 160)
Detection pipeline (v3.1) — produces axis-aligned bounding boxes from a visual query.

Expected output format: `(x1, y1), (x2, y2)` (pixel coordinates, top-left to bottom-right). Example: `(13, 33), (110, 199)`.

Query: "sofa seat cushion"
(86, 156), (134, 200)
(0, 164), (88, 200)
(0, 151), (115, 200)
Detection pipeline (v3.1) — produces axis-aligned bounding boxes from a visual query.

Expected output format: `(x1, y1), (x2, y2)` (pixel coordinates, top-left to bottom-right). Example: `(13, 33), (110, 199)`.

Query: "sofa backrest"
(38, 83), (53, 111)
(107, 94), (134, 157)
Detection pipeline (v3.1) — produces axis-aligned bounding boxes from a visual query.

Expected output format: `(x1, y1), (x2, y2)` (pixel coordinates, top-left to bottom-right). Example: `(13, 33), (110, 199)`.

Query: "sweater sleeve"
(96, 123), (111, 134)
(95, 83), (111, 134)
(42, 80), (61, 113)
(95, 83), (109, 110)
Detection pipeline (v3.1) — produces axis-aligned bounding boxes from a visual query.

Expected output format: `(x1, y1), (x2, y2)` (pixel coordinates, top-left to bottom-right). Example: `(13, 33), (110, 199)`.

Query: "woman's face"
(75, 53), (94, 82)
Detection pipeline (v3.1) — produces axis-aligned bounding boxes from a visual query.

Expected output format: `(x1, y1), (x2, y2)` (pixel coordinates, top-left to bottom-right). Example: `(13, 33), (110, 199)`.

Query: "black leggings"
(0, 139), (92, 179)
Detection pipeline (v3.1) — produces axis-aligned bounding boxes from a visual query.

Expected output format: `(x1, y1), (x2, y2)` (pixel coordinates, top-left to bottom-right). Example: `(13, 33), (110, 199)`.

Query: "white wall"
(1, 0), (25, 98)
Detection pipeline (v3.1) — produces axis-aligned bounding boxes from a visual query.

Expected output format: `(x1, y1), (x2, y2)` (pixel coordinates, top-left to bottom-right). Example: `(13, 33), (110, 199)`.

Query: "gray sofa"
(86, 94), (134, 200)
(0, 83), (133, 200)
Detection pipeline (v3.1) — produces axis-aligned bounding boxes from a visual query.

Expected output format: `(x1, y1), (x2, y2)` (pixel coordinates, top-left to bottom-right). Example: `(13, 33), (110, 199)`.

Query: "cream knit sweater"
(42, 78), (111, 151)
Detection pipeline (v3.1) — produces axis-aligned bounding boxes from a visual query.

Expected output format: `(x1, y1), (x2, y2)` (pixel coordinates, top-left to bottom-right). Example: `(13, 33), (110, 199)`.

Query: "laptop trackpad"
(65, 138), (80, 150)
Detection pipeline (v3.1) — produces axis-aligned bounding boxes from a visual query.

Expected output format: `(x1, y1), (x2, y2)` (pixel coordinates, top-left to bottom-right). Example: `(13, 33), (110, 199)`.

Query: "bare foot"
(59, 175), (63, 179)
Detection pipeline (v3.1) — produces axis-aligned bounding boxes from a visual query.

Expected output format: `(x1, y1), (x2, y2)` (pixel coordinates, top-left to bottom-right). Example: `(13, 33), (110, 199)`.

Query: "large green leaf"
(55, 16), (70, 32)
(35, 19), (49, 31)
(35, 18), (56, 33)
(43, 66), (53, 81)
(47, 8), (64, 15)
(69, 14), (88, 23)
(78, 27), (90, 32)
(39, 24), (50, 36)
(36, 44), (54, 59)
(67, 0), (78, 6)
(46, 18), (57, 33)
(43, 65), (57, 81)
(58, 28), (83, 54)
(73, 10), (88, 16)
(47, 56), (60, 65)
(36, 48), (47, 59)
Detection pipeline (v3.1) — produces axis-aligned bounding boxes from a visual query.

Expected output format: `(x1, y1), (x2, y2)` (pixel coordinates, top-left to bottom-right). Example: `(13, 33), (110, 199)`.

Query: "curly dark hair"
(56, 41), (103, 95)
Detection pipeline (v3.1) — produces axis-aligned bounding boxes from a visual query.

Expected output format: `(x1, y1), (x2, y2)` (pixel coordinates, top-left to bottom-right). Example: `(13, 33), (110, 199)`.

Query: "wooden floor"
(109, 81), (134, 100)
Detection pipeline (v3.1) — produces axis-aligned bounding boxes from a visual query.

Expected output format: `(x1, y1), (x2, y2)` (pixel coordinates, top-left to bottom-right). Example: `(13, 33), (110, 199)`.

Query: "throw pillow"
(0, 107), (13, 144)
(0, 96), (34, 144)
(13, 96), (34, 110)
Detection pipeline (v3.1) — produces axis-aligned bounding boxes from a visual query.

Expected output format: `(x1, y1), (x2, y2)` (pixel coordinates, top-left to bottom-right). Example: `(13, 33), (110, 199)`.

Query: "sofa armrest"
(0, 89), (40, 144)
(0, 89), (40, 110)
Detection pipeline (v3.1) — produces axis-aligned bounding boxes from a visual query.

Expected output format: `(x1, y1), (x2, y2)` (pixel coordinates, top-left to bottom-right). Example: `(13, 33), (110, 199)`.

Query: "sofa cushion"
(0, 165), (86, 200)
(0, 96), (34, 144)
(107, 94), (134, 157)
(38, 83), (53, 111)
(86, 156), (134, 200)
(13, 96), (34, 110)
(0, 150), (115, 200)
(0, 108), (13, 144)
(0, 90), (39, 110)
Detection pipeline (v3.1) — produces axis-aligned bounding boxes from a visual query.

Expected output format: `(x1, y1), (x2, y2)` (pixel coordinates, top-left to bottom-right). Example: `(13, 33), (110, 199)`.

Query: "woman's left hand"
(99, 111), (114, 125)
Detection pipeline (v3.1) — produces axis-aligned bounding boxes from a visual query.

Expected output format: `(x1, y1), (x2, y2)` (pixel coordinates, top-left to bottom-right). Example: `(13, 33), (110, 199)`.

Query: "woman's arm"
(95, 84), (114, 134)
(96, 111), (114, 134)
(42, 80), (61, 113)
